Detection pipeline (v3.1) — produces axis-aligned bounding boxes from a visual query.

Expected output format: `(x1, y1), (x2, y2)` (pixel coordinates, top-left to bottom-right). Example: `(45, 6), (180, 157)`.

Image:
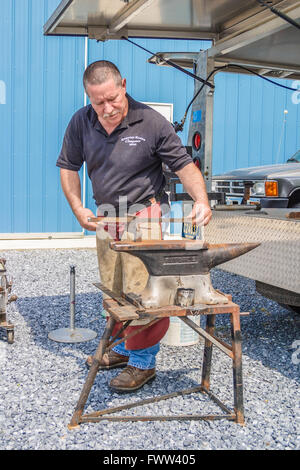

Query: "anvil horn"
(204, 243), (261, 270)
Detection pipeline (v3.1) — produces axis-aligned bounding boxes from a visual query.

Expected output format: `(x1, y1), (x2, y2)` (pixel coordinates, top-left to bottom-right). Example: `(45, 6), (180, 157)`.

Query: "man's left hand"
(187, 201), (212, 226)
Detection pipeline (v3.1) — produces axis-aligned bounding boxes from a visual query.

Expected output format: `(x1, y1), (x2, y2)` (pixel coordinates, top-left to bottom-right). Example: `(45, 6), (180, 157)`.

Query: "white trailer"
(44, 0), (300, 311)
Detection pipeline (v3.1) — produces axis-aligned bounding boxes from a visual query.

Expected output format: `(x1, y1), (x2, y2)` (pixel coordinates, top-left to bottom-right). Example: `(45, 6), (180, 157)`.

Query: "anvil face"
(110, 240), (260, 276)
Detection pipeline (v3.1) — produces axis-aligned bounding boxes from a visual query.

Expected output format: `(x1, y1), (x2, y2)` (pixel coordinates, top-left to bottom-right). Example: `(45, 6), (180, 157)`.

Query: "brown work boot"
(109, 365), (156, 392)
(85, 350), (129, 370)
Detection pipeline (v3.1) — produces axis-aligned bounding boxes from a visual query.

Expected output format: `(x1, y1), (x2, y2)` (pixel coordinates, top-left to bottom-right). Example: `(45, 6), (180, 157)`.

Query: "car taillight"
(265, 181), (278, 197)
(193, 132), (201, 151)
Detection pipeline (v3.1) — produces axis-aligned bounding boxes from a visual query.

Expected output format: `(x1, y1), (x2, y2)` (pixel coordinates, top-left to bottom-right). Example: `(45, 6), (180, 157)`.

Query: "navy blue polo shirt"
(57, 94), (192, 208)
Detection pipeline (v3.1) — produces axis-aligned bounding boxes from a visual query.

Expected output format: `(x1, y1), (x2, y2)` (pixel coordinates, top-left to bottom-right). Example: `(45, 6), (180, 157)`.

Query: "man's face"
(86, 77), (128, 128)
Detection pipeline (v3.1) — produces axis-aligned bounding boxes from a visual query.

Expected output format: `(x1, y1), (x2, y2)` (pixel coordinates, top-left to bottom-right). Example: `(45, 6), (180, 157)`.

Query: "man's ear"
(121, 78), (127, 91)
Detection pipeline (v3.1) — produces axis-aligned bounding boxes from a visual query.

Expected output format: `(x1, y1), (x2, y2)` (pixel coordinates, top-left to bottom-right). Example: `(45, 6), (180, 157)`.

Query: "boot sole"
(109, 373), (156, 392)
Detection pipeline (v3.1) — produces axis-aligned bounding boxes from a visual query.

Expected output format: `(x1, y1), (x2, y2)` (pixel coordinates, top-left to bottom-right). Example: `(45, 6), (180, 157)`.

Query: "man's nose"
(103, 102), (114, 114)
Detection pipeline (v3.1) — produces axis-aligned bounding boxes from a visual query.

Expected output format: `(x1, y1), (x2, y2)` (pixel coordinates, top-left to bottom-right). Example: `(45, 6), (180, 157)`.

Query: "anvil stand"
(68, 284), (245, 429)
(0, 258), (16, 344)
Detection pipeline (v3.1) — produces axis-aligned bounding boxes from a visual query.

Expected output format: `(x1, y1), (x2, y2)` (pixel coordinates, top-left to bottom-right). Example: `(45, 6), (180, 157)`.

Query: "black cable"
(256, 0), (300, 31)
(175, 63), (299, 133)
(122, 36), (215, 90)
(173, 69), (217, 132)
(215, 63), (299, 91)
(122, 32), (299, 133)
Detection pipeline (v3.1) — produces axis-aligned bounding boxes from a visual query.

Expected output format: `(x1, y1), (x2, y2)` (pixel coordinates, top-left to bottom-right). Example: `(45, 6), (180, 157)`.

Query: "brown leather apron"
(96, 202), (169, 350)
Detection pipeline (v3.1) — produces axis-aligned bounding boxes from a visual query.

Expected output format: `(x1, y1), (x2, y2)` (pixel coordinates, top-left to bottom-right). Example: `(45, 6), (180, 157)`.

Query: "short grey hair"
(83, 60), (122, 91)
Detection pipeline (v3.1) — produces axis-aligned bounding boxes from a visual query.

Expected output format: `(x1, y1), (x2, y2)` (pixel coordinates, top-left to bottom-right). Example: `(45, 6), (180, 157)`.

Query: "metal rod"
(68, 316), (116, 429)
(200, 386), (233, 415)
(214, 204), (259, 211)
(201, 315), (216, 391)
(80, 414), (236, 423)
(108, 320), (133, 346)
(180, 316), (233, 358)
(84, 385), (205, 419)
(88, 216), (207, 224)
(256, 0), (300, 31)
(230, 312), (245, 424)
(70, 265), (75, 330)
(106, 318), (161, 351)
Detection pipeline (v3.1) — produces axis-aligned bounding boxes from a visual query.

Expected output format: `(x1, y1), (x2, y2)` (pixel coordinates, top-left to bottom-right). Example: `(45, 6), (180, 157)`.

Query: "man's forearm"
(60, 168), (83, 215)
(60, 168), (97, 231)
(175, 162), (209, 204)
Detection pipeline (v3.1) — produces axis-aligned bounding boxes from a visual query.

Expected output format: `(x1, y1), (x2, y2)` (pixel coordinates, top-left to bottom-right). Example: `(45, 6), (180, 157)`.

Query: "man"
(57, 60), (211, 392)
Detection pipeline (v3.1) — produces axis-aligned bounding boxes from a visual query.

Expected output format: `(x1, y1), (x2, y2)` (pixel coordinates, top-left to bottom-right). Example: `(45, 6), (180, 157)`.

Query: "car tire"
(289, 192), (300, 208)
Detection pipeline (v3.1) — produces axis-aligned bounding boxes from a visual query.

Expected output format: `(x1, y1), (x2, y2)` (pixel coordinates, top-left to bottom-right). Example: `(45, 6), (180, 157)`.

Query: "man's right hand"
(60, 169), (98, 231)
(74, 207), (98, 231)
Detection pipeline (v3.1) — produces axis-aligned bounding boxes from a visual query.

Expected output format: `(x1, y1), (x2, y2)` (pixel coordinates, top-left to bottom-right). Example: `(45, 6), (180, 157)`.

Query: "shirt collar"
(122, 94), (144, 126)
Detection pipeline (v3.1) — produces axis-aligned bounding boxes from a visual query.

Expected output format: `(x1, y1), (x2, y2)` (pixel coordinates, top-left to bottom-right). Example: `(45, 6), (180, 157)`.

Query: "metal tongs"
(87, 215), (204, 241)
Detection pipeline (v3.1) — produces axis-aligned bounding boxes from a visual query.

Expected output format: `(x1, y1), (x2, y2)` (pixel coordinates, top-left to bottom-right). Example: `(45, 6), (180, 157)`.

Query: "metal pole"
(70, 265), (75, 330)
(48, 265), (97, 343)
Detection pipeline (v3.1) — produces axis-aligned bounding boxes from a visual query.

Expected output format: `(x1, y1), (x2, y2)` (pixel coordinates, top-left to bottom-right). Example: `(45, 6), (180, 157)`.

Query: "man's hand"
(60, 169), (98, 231)
(186, 200), (212, 226)
(74, 207), (98, 231)
(175, 163), (212, 226)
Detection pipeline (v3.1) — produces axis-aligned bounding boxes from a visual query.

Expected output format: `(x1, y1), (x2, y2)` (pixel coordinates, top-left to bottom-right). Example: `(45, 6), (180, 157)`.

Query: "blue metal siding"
(1, 0), (86, 233)
(212, 73), (300, 174)
(1, 0), (300, 234)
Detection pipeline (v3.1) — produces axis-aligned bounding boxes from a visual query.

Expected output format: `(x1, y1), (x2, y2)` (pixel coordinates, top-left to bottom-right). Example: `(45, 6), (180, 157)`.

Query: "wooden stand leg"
(201, 314), (216, 391)
(68, 316), (116, 429)
(230, 311), (245, 424)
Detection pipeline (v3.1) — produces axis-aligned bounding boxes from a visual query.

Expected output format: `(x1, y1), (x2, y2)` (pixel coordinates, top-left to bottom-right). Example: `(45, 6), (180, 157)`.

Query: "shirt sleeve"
(155, 118), (193, 172)
(56, 113), (84, 171)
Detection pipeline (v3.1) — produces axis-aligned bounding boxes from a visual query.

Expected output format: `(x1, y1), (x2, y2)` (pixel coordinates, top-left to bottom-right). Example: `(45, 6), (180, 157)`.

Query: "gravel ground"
(0, 248), (299, 451)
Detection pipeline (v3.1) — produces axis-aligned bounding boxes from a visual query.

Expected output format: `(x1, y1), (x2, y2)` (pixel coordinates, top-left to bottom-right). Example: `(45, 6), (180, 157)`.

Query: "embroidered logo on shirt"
(121, 136), (146, 146)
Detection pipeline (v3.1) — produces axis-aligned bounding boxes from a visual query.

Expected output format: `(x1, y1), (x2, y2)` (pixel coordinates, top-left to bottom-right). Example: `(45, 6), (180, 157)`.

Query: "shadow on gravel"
(211, 269), (300, 385)
(12, 281), (300, 387)
(12, 292), (104, 362)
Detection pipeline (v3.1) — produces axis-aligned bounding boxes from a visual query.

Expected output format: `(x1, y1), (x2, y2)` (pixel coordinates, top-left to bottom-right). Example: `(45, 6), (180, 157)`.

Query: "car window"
(287, 150), (300, 163)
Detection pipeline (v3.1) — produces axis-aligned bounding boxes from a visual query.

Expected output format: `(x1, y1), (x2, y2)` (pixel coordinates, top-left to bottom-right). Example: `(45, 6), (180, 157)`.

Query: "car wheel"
(289, 193), (300, 208)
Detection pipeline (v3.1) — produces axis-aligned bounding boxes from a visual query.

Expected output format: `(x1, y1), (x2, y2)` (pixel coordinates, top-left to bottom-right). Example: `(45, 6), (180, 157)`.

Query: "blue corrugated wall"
(1, 0), (300, 234)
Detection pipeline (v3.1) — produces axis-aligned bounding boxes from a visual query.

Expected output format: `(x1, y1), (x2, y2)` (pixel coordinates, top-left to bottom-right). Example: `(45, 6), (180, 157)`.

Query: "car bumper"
(225, 196), (289, 208)
(260, 197), (289, 208)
